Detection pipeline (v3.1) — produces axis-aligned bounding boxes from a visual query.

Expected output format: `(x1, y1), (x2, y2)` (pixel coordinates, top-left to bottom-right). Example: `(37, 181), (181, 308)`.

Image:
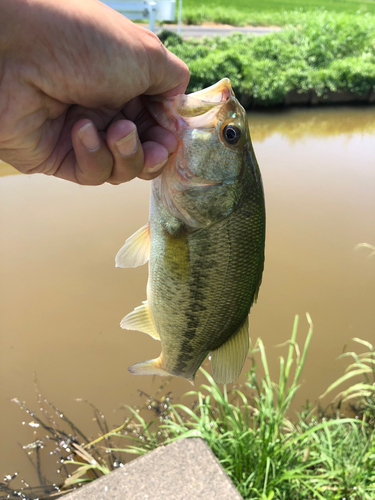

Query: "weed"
(4, 316), (375, 499)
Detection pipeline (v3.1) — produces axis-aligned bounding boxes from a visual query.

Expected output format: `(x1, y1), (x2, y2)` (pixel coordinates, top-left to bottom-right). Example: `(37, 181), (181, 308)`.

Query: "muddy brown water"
(1, 106), (374, 486)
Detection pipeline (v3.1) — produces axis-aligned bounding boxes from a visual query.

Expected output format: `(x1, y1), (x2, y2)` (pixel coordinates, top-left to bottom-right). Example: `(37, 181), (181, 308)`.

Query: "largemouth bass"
(116, 78), (265, 384)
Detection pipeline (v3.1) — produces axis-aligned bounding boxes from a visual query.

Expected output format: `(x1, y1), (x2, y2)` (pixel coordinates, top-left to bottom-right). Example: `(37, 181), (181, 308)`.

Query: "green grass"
(183, 0), (375, 13)
(179, 0), (375, 26)
(109, 316), (375, 499)
(6, 316), (375, 499)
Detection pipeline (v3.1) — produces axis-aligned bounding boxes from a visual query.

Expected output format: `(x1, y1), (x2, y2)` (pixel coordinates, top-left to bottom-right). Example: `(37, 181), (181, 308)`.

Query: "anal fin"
(121, 301), (160, 340)
(115, 223), (150, 268)
(210, 316), (249, 385)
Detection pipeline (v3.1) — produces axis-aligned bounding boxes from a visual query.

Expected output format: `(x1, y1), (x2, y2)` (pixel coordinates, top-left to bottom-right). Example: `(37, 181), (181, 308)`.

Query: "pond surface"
(1, 106), (374, 485)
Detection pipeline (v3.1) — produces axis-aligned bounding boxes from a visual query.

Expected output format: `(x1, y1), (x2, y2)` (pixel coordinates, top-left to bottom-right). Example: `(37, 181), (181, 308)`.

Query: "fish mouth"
(178, 78), (234, 117)
(145, 78), (236, 132)
(187, 78), (234, 102)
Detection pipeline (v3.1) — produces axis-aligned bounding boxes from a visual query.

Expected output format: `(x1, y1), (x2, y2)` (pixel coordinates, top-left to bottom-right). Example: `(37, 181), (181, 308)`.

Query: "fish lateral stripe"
(164, 228), (190, 281)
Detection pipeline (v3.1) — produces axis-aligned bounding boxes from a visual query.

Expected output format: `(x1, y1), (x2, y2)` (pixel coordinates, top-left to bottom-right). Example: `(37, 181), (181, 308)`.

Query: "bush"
(312, 58), (375, 95)
(160, 12), (375, 106)
(188, 51), (244, 92)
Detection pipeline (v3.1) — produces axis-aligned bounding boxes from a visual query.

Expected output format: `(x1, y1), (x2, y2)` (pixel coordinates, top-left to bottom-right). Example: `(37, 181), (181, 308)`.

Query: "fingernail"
(78, 123), (100, 152)
(145, 159), (168, 174)
(116, 130), (137, 157)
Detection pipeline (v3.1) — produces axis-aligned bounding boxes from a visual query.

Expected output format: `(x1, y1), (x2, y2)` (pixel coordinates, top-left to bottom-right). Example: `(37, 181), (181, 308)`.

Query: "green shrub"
(188, 51), (244, 92)
(160, 11), (375, 106)
(157, 29), (184, 46)
(312, 58), (375, 95)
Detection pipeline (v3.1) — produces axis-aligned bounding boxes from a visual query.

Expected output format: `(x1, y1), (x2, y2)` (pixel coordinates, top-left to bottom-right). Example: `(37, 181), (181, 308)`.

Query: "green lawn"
(183, 0), (375, 15)
(179, 0), (375, 26)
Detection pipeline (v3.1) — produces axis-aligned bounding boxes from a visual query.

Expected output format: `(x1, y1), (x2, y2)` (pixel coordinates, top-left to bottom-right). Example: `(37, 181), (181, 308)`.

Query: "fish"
(115, 78), (265, 385)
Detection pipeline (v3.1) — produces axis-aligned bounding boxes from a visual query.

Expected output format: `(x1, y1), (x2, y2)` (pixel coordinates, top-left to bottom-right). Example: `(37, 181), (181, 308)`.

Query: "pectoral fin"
(210, 316), (249, 385)
(115, 223), (150, 268)
(120, 301), (160, 340)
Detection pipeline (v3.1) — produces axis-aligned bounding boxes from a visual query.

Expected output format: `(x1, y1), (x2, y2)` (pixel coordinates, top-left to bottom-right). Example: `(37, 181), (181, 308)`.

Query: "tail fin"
(128, 357), (170, 377)
(128, 357), (195, 384)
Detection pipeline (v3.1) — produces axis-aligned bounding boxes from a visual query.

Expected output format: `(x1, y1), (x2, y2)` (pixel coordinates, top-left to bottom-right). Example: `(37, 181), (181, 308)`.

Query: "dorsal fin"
(210, 316), (249, 384)
(115, 223), (150, 268)
(120, 301), (160, 340)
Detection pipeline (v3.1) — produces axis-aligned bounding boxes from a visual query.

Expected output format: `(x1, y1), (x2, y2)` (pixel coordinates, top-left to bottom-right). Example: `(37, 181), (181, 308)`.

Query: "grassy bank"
(6, 316), (375, 499)
(112, 317), (375, 500)
(159, 11), (375, 107)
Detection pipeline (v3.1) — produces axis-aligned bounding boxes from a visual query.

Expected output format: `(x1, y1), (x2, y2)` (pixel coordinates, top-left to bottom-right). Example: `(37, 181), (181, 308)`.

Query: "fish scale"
(116, 78), (265, 384)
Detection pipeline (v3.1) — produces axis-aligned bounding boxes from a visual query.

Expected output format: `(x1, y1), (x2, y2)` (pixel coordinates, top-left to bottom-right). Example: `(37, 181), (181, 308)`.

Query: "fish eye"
(222, 125), (241, 145)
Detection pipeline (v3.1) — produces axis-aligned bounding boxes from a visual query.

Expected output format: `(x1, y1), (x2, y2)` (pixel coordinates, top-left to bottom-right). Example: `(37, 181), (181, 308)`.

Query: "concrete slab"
(63, 438), (243, 500)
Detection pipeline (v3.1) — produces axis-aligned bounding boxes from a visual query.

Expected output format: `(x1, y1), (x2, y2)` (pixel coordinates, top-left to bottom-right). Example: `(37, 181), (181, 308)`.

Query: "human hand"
(0, 0), (189, 184)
